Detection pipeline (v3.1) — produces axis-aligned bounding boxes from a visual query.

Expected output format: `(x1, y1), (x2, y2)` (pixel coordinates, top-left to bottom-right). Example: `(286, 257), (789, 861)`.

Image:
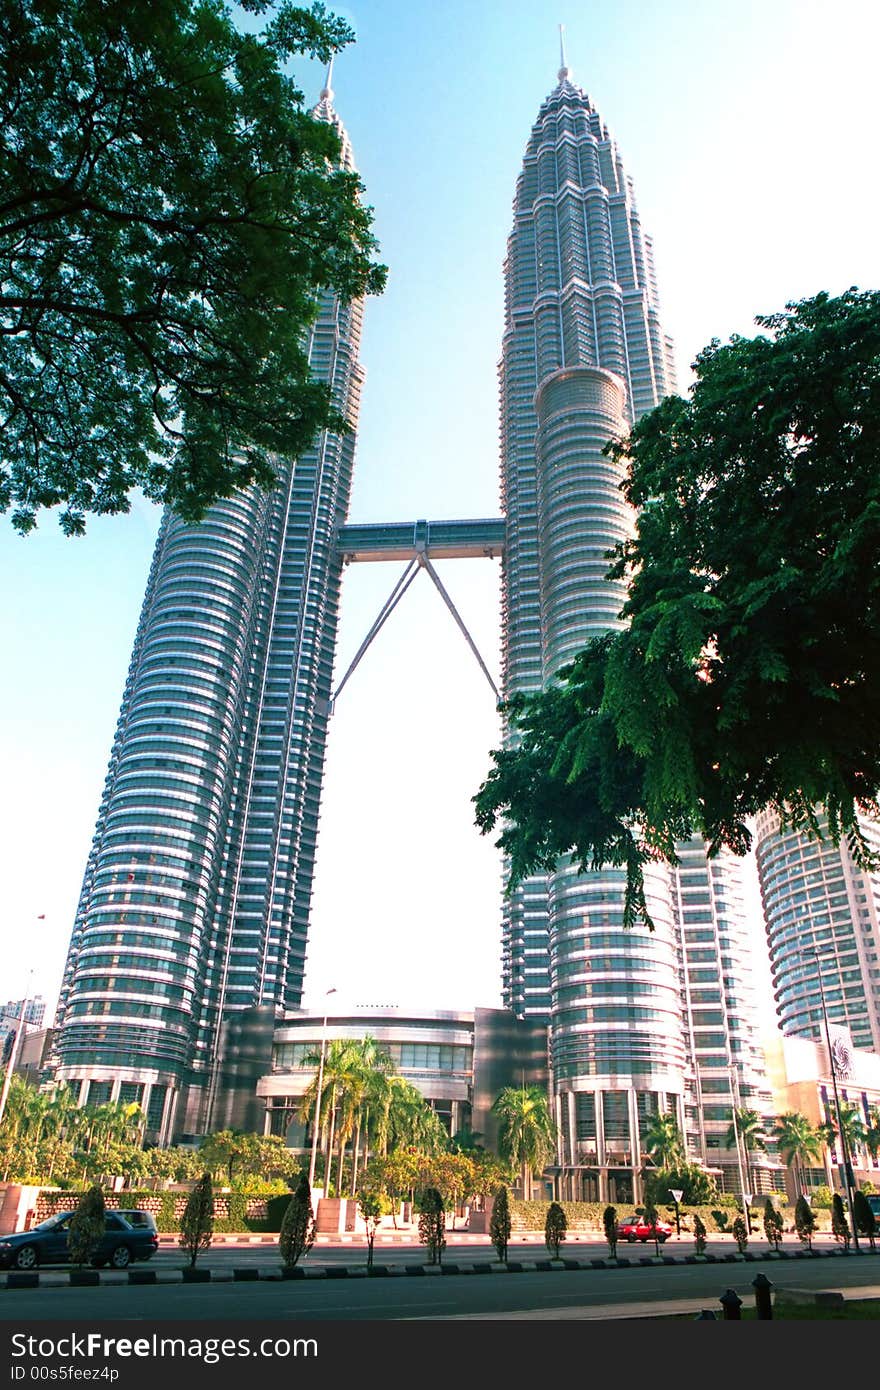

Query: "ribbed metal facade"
(756, 810), (880, 1055)
(500, 63), (774, 1200)
(52, 86), (365, 1140)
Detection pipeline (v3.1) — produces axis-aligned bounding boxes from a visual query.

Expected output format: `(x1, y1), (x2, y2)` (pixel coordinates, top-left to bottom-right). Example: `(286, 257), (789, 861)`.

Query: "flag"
(828, 1025), (854, 1080)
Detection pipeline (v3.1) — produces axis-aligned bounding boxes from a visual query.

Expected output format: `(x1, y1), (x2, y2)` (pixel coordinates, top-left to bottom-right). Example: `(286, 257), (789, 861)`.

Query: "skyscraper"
(51, 76), (366, 1141)
(499, 53), (774, 1199)
(756, 809), (880, 1054)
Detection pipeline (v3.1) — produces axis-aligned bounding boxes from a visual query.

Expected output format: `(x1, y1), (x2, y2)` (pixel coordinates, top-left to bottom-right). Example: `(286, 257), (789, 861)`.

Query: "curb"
(0, 1245), (868, 1290)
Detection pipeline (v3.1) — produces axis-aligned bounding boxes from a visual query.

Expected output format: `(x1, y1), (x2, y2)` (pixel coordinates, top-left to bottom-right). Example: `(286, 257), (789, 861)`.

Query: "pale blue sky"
(2, 1), (878, 1021)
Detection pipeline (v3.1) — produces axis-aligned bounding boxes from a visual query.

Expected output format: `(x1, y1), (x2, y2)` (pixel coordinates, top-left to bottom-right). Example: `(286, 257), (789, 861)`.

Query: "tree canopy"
(0, 0), (386, 535)
(475, 289), (880, 927)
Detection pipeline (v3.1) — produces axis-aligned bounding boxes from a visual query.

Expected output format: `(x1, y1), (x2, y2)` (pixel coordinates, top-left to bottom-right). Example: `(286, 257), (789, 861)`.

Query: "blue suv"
(0, 1210), (159, 1270)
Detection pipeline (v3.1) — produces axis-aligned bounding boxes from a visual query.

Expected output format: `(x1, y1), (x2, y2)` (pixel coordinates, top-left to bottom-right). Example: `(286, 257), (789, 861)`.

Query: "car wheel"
(659, 1235), (668, 1244)
(109, 1245), (131, 1270)
(13, 1245), (38, 1271)
(626, 1234), (636, 1243)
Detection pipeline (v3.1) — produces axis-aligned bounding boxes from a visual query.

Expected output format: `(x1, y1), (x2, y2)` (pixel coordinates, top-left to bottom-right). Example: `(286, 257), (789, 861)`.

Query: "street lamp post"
(743, 1191), (753, 1237)
(307, 988), (336, 1191)
(807, 950), (860, 1251)
(670, 1187), (683, 1237)
(728, 1067), (751, 1234)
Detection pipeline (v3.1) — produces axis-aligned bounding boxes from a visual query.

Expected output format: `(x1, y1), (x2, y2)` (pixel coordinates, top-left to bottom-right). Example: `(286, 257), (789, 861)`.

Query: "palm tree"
(385, 1077), (447, 1155)
(492, 1085), (556, 1200)
(725, 1108), (767, 1190)
(821, 1102), (867, 1166)
(773, 1112), (822, 1193)
(642, 1110), (684, 1168)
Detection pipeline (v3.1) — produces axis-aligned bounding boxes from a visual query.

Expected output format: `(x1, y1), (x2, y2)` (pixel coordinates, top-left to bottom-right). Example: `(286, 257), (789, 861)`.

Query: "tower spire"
(320, 54), (335, 104)
(558, 23), (570, 82)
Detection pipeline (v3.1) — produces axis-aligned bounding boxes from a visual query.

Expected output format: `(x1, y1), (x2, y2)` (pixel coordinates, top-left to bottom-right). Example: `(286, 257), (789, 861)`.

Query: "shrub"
(603, 1205), (618, 1259)
(853, 1191), (877, 1250)
(831, 1193), (851, 1250)
(763, 1197), (783, 1251)
(490, 1185), (511, 1264)
(358, 1191), (389, 1269)
(278, 1173), (315, 1268)
(418, 1187), (446, 1266)
(266, 1192), (296, 1232)
(710, 1209), (728, 1232)
(732, 1215), (748, 1253)
(178, 1173), (214, 1268)
(811, 1184), (834, 1209)
(794, 1195), (816, 1249)
(643, 1201), (662, 1255)
(544, 1201), (567, 1259)
(693, 1214), (707, 1255)
(68, 1186), (105, 1267)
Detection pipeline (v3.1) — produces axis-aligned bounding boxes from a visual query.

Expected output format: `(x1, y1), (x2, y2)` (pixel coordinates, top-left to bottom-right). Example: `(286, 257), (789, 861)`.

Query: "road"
(2, 1248), (880, 1320)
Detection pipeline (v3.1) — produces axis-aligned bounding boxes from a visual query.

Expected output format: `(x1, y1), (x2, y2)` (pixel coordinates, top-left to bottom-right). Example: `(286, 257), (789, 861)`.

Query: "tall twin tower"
(53, 58), (772, 1182)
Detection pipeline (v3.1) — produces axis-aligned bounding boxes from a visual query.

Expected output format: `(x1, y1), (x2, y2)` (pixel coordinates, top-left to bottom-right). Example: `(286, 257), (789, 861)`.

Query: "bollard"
(719, 1288), (743, 1320)
(694, 1309), (717, 1320)
(752, 1271), (773, 1320)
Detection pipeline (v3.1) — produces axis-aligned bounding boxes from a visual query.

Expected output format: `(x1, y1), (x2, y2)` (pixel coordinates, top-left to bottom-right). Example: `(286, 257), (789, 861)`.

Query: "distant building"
(253, 1007), (548, 1170)
(763, 1029), (880, 1199)
(498, 54), (777, 1203)
(756, 809), (880, 1053)
(49, 78), (368, 1143)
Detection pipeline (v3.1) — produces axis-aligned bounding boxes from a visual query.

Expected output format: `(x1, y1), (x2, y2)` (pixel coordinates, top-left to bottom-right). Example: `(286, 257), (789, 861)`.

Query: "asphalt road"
(2, 1249), (880, 1320)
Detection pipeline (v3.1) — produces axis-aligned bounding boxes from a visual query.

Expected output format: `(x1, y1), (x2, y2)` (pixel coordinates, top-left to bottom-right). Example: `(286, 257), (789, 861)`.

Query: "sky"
(1, 0), (879, 1024)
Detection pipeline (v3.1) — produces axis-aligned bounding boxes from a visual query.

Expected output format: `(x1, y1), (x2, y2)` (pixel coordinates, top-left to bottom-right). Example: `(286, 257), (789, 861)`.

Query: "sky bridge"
(336, 517), (505, 563)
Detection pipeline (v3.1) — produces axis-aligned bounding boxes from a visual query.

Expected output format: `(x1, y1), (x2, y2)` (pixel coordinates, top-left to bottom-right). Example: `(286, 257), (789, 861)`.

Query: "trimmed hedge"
(34, 1189), (283, 1233)
(509, 1199), (806, 1236)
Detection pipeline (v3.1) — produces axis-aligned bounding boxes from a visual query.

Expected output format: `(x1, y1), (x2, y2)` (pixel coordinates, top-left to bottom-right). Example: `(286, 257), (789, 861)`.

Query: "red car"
(617, 1214), (673, 1244)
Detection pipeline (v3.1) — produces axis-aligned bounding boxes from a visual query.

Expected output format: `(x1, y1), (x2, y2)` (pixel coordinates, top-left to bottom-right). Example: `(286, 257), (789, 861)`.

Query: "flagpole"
(0, 971), (33, 1127)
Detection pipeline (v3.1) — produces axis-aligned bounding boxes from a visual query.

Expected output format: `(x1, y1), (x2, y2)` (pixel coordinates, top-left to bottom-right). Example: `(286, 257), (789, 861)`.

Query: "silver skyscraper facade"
(756, 809), (880, 1054)
(499, 58), (774, 1199)
(52, 80), (365, 1141)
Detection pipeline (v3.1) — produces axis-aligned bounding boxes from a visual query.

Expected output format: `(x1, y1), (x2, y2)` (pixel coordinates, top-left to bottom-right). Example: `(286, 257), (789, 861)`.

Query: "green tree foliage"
(831, 1192), (851, 1251)
(794, 1195), (816, 1250)
(732, 1215), (748, 1253)
(642, 1200), (662, 1257)
(774, 1112), (823, 1193)
(853, 1190), (877, 1251)
(474, 290), (880, 926)
(763, 1197), (783, 1251)
(821, 1102), (867, 1162)
(692, 1213), (707, 1255)
(178, 1172), (214, 1267)
(67, 1184), (105, 1267)
(866, 1107), (880, 1162)
(417, 1186), (445, 1266)
(491, 1085), (556, 1200)
(489, 1184), (512, 1264)
(0, 0), (386, 536)
(725, 1109), (767, 1189)
(278, 1171), (315, 1268)
(198, 1129), (299, 1189)
(544, 1201), (567, 1259)
(602, 1204), (618, 1259)
(644, 1163), (718, 1208)
(357, 1189), (388, 1269)
(641, 1111), (684, 1169)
